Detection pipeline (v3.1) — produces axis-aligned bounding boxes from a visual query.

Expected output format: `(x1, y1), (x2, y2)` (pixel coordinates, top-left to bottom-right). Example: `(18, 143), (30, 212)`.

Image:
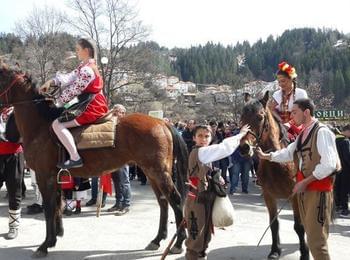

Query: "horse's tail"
(166, 124), (188, 200)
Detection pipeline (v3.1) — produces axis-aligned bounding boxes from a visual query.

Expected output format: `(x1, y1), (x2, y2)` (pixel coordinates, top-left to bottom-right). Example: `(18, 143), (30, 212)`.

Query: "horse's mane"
(269, 109), (290, 146)
(25, 76), (63, 122)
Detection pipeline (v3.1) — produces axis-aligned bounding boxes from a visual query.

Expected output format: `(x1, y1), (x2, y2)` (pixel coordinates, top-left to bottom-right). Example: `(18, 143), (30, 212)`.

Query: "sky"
(1, 0), (350, 48)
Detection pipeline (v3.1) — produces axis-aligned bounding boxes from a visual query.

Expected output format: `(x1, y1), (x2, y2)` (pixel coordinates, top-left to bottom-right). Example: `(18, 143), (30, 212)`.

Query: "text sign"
(148, 110), (164, 119)
(315, 110), (345, 119)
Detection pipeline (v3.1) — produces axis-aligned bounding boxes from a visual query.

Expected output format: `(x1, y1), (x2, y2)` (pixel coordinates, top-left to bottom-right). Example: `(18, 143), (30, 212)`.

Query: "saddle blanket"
(70, 117), (116, 150)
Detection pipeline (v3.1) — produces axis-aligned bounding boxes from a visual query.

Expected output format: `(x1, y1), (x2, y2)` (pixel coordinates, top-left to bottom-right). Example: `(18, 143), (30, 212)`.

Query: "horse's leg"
(291, 196), (309, 260)
(153, 172), (185, 254)
(56, 188), (64, 237)
(263, 192), (281, 260)
(167, 183), (186, 254)
(32, 175), (59, 258)
(145, 179), (169, 251)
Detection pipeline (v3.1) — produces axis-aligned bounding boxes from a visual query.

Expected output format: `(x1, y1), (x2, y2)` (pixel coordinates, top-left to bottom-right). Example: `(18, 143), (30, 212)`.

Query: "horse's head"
(0, 59), (63, 122)
(239, 91), (270, 157)
(0, 58), (34, 106)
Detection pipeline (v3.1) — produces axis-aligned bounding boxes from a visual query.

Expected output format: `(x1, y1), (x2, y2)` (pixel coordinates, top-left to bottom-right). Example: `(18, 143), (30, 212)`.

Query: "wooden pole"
(160, 219), (186, 260)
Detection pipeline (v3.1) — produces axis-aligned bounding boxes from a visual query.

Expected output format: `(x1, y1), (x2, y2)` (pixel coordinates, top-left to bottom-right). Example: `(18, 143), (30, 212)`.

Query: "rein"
(0, 98), (49, 107)
(257, 193), (295, 247)
(246, 115), (268, 146)
(0, 98), (48, 107)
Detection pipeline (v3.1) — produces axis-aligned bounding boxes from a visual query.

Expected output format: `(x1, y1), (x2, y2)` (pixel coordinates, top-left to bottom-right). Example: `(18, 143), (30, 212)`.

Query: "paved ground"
(0, 175), (350, 260)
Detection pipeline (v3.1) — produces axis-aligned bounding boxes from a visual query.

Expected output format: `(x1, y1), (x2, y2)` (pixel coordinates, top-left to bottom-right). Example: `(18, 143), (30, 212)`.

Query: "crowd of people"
(1, 38), (349, 260)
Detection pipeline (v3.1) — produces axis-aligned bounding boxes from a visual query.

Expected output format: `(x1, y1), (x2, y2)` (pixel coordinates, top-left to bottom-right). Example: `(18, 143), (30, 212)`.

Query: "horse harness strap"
(0, 73), (28, 107)
(0, 73), (25, 98)
(248, 115), (268, 146)
(0, 73), (47, 107)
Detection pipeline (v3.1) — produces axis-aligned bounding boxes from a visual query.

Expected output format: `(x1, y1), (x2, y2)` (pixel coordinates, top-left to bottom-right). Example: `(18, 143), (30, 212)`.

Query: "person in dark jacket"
(335, 124), (350, 217)
(182, 120), (196, 152)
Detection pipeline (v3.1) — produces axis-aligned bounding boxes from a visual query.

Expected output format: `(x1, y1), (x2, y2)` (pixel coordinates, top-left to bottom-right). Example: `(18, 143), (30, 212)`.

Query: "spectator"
(335, 124), (350, 217)
(107, 104), (132, 215)
(182, 120), (196, 152)
(108, 165), (131, 215)
(26, 169), (44, 215)
(85, 177), (107, 208)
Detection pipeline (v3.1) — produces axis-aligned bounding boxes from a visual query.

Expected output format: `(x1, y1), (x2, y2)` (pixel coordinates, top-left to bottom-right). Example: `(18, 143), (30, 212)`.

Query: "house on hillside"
(243, 80), (278, 98)
(333, 39), (349, 49)
(213, 91), (234, 104)
(151, 75), (195, 99)
(165, 81), (194, 99)
(180, 93), (197, 107)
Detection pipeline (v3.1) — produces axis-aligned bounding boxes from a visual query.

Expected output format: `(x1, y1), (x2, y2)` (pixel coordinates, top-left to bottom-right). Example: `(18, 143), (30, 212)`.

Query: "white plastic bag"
(212, 196), (235, 227)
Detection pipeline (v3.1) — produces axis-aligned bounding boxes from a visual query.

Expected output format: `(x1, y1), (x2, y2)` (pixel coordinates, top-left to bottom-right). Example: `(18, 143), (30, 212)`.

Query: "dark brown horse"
(0, 61), (188, 258)
(239, 92), (309, 260)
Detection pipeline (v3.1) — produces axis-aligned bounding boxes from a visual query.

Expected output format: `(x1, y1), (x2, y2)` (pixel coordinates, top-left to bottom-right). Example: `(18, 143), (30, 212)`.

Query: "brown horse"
(239, 92), (309, 260)
(0, 62), (188, 258)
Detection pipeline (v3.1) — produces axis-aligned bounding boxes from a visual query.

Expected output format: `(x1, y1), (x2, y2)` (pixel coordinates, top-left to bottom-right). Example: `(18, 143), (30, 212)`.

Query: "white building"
(243, 80), (278, 98)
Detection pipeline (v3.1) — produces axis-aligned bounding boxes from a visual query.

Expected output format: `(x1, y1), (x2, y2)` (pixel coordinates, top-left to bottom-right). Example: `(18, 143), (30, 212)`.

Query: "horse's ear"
(260, 91), (270, 108)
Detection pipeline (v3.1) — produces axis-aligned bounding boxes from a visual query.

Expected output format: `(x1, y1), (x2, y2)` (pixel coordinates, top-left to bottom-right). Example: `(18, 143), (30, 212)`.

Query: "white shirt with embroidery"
(53, 60), (96, 104)
(198, 133), (244, 164)
(270, 121), (338, 180)
(0, 107), (14, 140)
(272, 88), (308, 112)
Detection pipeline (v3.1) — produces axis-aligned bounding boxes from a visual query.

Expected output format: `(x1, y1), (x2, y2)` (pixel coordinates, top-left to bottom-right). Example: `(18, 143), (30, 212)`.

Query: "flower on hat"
(278, 61), (297, 79)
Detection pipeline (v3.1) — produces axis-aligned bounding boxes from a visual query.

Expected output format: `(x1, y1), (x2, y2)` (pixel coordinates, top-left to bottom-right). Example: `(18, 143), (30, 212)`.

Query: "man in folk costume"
(268, 61), (308, 141)
(185, 124), (250, 260)
(0, 107), (24, 239)
(257, 98), (340, 260)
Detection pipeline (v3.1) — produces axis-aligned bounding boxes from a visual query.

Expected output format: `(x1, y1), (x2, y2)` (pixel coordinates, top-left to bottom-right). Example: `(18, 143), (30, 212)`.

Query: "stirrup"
(57, 169), (72, 185)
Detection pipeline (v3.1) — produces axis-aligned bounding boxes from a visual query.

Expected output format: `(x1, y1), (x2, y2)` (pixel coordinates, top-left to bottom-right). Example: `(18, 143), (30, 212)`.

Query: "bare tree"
(66, 0), (149, 101)
(15, 6), (70, 84)
(304, 82), (334, 109)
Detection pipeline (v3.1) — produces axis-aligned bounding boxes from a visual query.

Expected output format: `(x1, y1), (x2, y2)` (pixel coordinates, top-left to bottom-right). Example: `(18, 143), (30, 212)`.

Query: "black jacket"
(336, 135), (350, 174)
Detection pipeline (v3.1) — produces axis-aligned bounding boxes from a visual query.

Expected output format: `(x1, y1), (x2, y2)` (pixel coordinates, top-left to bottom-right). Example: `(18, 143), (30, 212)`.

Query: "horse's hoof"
(31, 250), (48, 258)
(268, 252), (280, 260)
(169, 246), (183, 254)
(57, 228), (64, 237)
(145, 241), (160, 251)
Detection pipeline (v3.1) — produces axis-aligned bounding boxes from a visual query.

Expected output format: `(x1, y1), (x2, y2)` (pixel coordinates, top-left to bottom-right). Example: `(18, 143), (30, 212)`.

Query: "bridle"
(0, 73), (46, 108)
(245, 111), (287, 154)
(246, 114), (268, 147)
(0, 73), (25, 99)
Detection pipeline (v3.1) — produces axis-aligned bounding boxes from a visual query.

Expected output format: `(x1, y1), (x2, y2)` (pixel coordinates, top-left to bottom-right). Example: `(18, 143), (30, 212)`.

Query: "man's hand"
(293, 180), (308, 194)
(256, 147), (271, 161)
(39, 79), (54, 94)
(239, 124), (251, 136)
(293, 175), (315, 194)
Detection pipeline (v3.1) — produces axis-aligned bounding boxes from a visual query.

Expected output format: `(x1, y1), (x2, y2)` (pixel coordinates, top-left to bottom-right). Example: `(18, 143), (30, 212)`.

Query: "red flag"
(100, 173), (112, 195)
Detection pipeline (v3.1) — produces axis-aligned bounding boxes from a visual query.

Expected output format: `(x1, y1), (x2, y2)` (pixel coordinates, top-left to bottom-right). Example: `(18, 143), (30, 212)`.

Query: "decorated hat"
(278, 61), (297, 79)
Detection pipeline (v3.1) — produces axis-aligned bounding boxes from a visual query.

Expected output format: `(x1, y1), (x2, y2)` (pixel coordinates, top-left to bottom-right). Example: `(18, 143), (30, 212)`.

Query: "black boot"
(27, 203), (43, 215)
(74, 207), (81, 214)
(86, 198), (97, 206)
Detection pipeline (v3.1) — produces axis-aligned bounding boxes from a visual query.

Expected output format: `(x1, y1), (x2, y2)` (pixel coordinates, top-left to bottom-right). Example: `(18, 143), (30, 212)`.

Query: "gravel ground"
(0, 175), (349, 260)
